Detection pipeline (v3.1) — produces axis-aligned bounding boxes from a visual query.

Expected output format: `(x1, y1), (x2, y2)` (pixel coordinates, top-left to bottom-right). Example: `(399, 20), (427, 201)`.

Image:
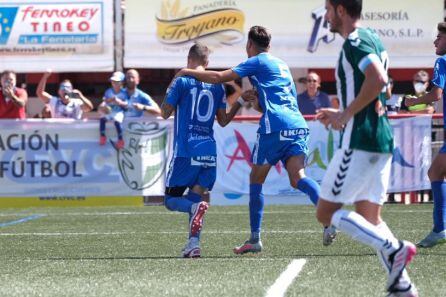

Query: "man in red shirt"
(0, 70), (28, 119)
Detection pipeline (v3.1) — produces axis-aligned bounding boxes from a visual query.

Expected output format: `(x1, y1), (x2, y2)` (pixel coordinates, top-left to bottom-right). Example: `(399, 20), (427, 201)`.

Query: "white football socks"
(331, 209), (400, 257)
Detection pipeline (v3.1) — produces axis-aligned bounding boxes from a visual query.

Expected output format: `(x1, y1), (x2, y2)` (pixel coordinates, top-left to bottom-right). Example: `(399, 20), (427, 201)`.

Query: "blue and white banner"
(0, 0), (114, 72)
(211, 117), (432, 205)
(0, 117), (432, 201)
(389, 116), (432, 192)
(0, 119), (169, 196)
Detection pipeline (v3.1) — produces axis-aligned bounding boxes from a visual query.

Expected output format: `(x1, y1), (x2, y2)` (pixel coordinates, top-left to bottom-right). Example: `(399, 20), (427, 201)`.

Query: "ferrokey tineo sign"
(117, 122), (169, 191)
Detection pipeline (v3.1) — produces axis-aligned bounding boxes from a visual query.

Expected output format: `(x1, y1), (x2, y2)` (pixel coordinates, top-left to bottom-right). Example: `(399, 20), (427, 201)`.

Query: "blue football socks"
(249, 183), (264, 242)
(431, 181), (446, 232)
(297, 177), (320, 206)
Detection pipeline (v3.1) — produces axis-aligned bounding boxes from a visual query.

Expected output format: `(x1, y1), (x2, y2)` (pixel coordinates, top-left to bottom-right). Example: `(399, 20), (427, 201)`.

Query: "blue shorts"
(251, 129), (309, 166)
(440, 143), (446, 154)
(165, 156), (216, 190)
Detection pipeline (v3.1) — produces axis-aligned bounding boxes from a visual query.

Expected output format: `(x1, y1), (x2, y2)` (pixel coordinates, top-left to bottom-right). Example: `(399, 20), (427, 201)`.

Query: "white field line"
(265, 259), (306, 297)
(0, 209), (432, 217)
(0, 230), (317, 236)
(0, 229), (428, 236)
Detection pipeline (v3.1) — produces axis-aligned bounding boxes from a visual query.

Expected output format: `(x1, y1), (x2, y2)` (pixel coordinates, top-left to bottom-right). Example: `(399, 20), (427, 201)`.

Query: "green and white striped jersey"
(336, 27), (394, 153)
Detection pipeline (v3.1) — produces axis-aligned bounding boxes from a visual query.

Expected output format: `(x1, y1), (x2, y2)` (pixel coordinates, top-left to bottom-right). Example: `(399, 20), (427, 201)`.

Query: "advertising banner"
(0, 0), (114, 72)
(0, 119), (170, 197)
(124, 0), (443, 69)
(211, 117), (432, 205)
(0, 117), (432, 203)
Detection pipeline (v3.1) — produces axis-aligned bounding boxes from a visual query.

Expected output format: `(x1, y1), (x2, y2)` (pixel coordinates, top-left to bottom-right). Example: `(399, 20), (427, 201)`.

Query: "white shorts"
(105, 110), (125, 123)
(320, 149), (392, 205)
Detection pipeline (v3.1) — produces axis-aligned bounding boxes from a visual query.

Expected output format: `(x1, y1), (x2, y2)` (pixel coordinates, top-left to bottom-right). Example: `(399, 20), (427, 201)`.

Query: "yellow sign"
(156, 0), (245, 44)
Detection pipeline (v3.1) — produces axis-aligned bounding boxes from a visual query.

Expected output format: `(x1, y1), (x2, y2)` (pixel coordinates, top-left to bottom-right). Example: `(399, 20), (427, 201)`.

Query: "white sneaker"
(386, 283), (418, 297)
(182, 237), (201, 258)
(323, 225), (337, 246)
(387, 241), (417, 292)
(417, 230), (446, 248)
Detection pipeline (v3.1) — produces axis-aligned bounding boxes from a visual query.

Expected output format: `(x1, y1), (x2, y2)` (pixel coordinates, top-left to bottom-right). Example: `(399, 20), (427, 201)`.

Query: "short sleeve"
(103, 88), (113, 99)
(49, 96), (58, 111)
(232, 56), (259, 78)
(432, 57), (446, 90)
(346, 35), (383, 74)
(165, 78), (183, 106)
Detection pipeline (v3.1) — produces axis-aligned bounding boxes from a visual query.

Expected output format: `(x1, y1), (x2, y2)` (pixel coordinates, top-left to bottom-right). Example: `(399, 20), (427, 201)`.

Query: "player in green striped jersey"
(315, 1), (417, 296)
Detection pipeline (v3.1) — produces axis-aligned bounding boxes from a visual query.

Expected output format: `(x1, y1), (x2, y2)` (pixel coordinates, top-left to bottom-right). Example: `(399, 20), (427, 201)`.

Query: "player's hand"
(133, 102), (145, 111)
(316, 108), (346, 130)
(71, 89), (82, 95)
(241, 89), (258, 102)
(404, 95), (418, 107)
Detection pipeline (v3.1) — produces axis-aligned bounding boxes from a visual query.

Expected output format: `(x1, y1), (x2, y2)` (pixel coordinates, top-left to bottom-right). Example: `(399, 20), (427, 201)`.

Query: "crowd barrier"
(0, 114), (441, 207)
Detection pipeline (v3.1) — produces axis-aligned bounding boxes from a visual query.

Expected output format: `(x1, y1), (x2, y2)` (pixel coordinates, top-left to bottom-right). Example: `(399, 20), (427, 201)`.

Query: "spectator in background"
(33, 104), (52, 119)
(400, 70), (435, 114)
(385, 76), (403, 115)
(36, 70), (93, 119)
(125, 69), (161, 117)
(98, 71), (128, 149)
(297, 71), (331, 115)
(0, 70), (28, 119)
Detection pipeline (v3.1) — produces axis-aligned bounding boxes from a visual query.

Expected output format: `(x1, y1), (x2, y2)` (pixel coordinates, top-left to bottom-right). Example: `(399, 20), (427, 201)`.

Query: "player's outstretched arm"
(405, 86), (443, 107)
(178, 69), (239, 84)
(216, 99), (243, 127)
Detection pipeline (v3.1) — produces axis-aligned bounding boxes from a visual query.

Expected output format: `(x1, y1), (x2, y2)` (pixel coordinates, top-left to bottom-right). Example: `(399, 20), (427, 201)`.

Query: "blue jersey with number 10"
(232, 53), (307, 134)
(166, 76), (226, 158)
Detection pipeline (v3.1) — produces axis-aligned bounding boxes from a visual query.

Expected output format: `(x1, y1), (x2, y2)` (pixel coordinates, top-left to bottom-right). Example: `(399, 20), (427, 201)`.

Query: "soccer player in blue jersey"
(160, 43), (243, 258)
(405, 22), (446, 248)
(176, 26), (327, 254)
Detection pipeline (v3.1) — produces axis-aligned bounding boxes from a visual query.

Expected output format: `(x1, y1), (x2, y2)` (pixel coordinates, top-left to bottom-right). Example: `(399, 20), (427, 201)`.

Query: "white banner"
(389, 116), (432, 192)
(124, 0), (443, 69)
(0, 119), (170, 197)
(0, 0), (114, 72)
(212, 117), (432, 205)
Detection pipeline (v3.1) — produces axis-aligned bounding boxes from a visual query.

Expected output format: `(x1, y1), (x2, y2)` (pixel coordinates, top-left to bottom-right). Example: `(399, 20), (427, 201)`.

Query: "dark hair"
(438, 22), (446, 34)
(329, 0), (362, 19)
(248, 26), (271, 50)
(188, 43), (210, 65)
(1, 70), (16, 78)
